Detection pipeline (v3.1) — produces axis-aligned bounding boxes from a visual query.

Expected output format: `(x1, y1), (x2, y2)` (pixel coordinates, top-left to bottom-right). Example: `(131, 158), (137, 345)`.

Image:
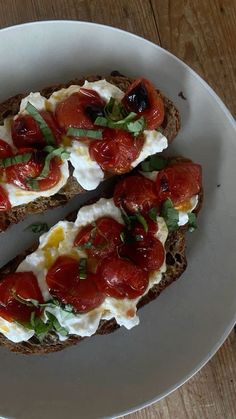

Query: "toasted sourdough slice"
(0, 180), (203, 355)
(0, 72), (180, 232)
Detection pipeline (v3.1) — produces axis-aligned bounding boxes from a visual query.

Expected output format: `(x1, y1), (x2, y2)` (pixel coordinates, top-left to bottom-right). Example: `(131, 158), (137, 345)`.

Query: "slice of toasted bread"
(0, 181), (203, 355)
(0, 73), (180, 232)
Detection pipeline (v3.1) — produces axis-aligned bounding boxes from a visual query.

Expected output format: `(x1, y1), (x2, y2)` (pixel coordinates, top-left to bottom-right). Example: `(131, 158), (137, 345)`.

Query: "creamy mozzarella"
(0, 316), (34, 343)
(69, 141), (104, 190)
(82, 80), (124, 102)
(75, 198), (124, 226)
(3, 160), (70, 207)
(132, 130), (168, 168)
(178, 195), (198, 226)
(0, 119), (14, 147)
(20, 92), (47, 113)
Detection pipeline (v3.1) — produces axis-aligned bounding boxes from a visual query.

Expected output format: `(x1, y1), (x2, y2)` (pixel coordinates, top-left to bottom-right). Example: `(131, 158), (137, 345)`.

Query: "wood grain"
(0, 1), (235, 418)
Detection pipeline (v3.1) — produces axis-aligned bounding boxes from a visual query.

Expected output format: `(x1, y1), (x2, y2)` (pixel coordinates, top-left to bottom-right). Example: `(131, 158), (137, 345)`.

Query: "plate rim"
(0, 19), (235, 419)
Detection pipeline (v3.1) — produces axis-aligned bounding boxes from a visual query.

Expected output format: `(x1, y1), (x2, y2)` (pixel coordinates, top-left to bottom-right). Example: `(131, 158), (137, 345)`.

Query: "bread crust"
(0, 73), (181, 232)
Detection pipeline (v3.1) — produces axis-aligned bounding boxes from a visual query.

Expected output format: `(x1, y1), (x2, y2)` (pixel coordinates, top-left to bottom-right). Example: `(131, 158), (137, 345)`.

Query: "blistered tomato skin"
(74, 216), (124, 260)
(55, 89), (105, 131)
(12, 112), (60, 149)
(0, 186), (11, 211)
(156, 163), (202, 205)
(46, 256), (105, 313)
(0, 272), (43, 323)
(96, 256), (149, 299)
(120, 235), (165, 272)
(122, 78), (165, 130)
(5, 151), (61, 191)
(0, 139), (13, 158)
(89, 129), (144, 174)
(113, 175), (159, 214)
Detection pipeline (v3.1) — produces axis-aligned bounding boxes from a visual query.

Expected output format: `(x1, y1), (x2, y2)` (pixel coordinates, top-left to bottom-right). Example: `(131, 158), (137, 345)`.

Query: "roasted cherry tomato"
(0, 272), (43, 323)
(55, 89), (105, 131)
(96, 256), (148, 299)
(122, 78), (165, 129)
(11, 112), (61, 149)
(5, 150), (61, 191)
(89, 128), (144, 174)
(74, 216), (124, 260)
(113, 175), (159, 214)
(0, 186), (11, 211)
(0, 139), (13, 158)
(120, 234), (165, 271)
(156, 162), (202, 206)
(46, 256), (105, 313)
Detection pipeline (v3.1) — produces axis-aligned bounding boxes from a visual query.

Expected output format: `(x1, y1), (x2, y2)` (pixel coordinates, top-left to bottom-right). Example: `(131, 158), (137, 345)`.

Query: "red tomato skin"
(0, 139), (13, 158)
(12, 112), (60, 149)
(156, 162), (202, 205)
(74, 217), (124, 260)
(96, 256), (149, 299)
(122, 78), (165, 129)
(0, 271), (43, 323)
(0, 185), (11, 211)
(113, 175), (159, 214)
(55, 90), (105, 131)
(120, 235), (165, 271)
(89, 129), (144, 174)
(46, 256), (105, 313)
(5, 151), (61, 191)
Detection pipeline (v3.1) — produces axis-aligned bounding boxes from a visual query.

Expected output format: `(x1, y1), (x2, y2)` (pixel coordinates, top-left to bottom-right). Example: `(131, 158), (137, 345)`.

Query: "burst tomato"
(156, 162), (202, 205)
(11, 112), (61, 149)
(89, 128), (144, 174)
(122, 78), (164, 129)
(113, 175), (159, 214)
(0, 139), (13, 158)
(96, 256), (148, 299)
(55, 89), (105, 131)
(46, 256), (105, 313)
(0, 272), (43, 323)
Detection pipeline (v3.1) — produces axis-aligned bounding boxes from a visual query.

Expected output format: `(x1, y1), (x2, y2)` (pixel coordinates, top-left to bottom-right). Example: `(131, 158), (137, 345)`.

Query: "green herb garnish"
(121, 209), (148, 232)
(188, 212), (197, 232)
(0, 152), (32, 168)
(126, 116), (145, 137)
(148, 207), (158, 222)
(27, 146), (70, 190)
(161, 199), (179, 232)
(141, 155), (168, 172)
(79, 258), (87, 279)
(26, 102), (56, 146)
(24, 222), (49, 234)
(120, 231), (126, 243)
(67, 127), (103, 139)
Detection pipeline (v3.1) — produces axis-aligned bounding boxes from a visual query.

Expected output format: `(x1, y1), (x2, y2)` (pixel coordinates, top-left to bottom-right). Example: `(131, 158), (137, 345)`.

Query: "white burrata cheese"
(178, 195), (198, 226)
(131, 130), (168, 168)
(0, 317), (34, 343)
(20, 92), (48, 113)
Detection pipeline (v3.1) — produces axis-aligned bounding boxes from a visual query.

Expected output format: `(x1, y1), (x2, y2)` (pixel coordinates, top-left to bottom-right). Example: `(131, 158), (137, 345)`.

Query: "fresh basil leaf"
(79, 258), (87, 279)
(120, 231), (126, 243)
(161, 199), (179, 232)
(67, 127), (103, 139)
(95, 112), (137, 131)
(0, 152), (32, 168)
(46, 312), (68, 336)
(148, 207), (158, 222)
(24, 222), (49, 234)
(26, 102), (56, 145)
(127, 116), (145, 137)
(104, 97), (126, 121)
(30, 312), (52, 342)
(136, 213), (148, 232)
(26, 146), (70, 190)
(94, 116), (108, 127)
(141, 155), (168, 172)
(188, 212), (197, 232)
(121, 208), (148, 232)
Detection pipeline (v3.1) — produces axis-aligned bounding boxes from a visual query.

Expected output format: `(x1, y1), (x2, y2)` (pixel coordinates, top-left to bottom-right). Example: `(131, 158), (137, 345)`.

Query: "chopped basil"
(141, 155), (168, 172)
(121, 209), (148, 232)
(67, 127), (103, 139)
(120, 231), (126, 243)
(26, 102), (56, 146)
(126, 116), (145, 137)
(148, 207), (158, 222)
(161, 199), (179, 232)
(0, 152), (32, 168)
(136, 213), (148, 232)
(188, 212), (197, 232)
(24, 222), (49, 234)
(30, 312), (52, 342)
(79, 258), (87, 279)
(26, 146), (70, 190)
(46, 312), (68, 336)
(104, 97), (127, 121)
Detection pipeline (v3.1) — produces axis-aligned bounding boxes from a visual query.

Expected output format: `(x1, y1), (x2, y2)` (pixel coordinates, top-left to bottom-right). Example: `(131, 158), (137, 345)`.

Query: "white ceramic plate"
(0, 21), (235, 419)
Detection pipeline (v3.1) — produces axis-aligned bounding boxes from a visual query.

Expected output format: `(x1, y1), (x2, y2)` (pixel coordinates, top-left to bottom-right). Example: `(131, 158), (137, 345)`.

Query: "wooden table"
(0, 1), (235, 417)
